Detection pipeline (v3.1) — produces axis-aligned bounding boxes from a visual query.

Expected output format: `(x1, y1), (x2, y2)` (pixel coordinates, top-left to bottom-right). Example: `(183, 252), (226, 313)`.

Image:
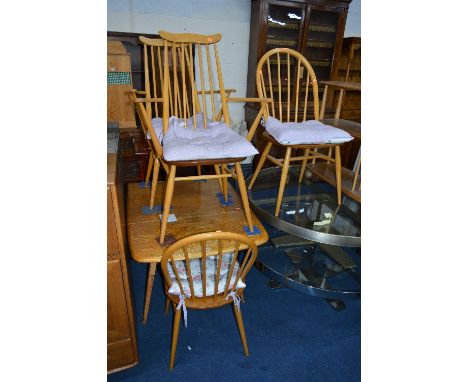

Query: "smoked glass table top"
(258, 242), (360, 300)
(247, 165), (361, 247)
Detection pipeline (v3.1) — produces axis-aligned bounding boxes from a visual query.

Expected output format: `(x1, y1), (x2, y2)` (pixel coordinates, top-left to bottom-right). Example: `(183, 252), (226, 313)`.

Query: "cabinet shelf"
(267, 38), (297, 47)
(307, 41), (334, 48)
(310, 60), (332, 67)
(267, 21), (300, 30)
(309, 23), (336, 33)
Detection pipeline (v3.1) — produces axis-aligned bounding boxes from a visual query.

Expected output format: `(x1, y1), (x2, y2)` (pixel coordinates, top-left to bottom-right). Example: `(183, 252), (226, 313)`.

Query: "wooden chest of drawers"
(107, 128), (138, 373)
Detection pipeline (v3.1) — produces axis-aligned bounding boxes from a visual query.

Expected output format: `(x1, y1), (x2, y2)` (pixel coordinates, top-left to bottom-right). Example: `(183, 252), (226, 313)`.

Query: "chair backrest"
(159, 30), (231, 133)
(256, 48), (320, 123)
(161, 232), (258, 306)
(128, 37), (168, 158)
(139, 36), (178, 120)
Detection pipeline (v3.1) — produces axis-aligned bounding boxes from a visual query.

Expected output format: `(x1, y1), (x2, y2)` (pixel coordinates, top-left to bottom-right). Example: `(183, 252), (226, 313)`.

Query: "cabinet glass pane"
(265, 4), (306, 116)
(304, 10), (340, 81)
(266, 4), (305, 51)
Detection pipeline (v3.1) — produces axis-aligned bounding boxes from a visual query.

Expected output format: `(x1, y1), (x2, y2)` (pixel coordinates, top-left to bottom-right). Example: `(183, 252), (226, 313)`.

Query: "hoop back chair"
(161, 231), (258, 369)
(247, 48), (353, 216)
(132, 30), (269, 244)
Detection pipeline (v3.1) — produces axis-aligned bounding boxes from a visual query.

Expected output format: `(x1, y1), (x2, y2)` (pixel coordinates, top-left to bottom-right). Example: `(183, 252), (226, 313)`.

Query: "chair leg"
(160, 165), (177, 244)
(221, 165), (229, 202)
(143, 263), (157, 324)
(149, 158), (160, 209)
(161, 161), (170, 175)
(275, 147), (292, 217)
(235, 162), (254, 232)
(335, 145), (342, 205)
(298, 148), (310, 183)
(248, 142), (272, 189)
(352, 153), (361, 192)
(165, 297), (171, 315)
(169, 308), (182, 370)
(145, 154), (154, 186)
(233, 305), (249, 356)
(197, 165), (202, 176)
(214, 165), (224, 196)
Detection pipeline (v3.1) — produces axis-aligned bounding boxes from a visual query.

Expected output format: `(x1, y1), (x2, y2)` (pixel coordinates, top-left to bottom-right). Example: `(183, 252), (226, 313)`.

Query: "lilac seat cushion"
(265, 116), (354, 145)
(151, 114), (258, 161)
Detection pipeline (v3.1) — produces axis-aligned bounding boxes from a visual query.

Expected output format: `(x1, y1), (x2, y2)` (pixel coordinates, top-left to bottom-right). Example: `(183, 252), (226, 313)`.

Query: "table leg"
(143, 263), (157, 324)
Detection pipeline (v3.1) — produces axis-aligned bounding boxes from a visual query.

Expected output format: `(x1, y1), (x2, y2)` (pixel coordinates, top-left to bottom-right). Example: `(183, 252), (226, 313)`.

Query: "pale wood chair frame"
(161, 231), (258, 370)
(133, 37), (235, 209)
(248, 48), (345, 216)
(135, 31), (270, 243)
(136, 37), (242, 196)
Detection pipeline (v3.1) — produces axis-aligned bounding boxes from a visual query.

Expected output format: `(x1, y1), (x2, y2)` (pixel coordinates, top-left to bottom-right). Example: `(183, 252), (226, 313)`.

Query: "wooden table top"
(320, 81), (361, 91)
(126, 179), (270, 263)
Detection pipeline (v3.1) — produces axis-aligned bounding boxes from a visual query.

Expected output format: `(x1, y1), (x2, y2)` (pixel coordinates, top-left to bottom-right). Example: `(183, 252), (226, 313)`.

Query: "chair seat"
(150, 114), (258, 161)
(265, 116), (354, 145)
(167, 252), (246, 297)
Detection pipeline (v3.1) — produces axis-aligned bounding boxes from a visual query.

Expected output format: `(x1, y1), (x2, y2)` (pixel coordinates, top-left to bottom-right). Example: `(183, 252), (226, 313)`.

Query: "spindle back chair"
(154, 31), (261, 243)
(132, 36), (238, 212)
(161, 231), (258, 369)
(248, 48), (349, 216)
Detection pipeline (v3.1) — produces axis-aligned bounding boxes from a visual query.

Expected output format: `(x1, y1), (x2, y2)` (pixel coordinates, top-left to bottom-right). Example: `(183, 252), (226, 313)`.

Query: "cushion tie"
(225, 290), (241, 311)
(176, 294), (188, 328)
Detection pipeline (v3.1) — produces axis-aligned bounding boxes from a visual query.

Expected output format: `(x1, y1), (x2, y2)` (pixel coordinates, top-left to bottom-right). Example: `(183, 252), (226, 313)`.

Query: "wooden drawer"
(107, 259), (131, 342)
(107, 188), (119, 254)
(107, 338), (137, 373)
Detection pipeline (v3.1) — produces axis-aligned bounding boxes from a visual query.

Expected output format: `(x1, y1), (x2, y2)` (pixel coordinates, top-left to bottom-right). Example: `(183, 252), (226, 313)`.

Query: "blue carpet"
(108, 255), (360, 381)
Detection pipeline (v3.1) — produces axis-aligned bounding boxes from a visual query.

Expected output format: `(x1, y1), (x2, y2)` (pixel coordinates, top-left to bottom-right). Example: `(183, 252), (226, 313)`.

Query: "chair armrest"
(128, 90), (163, 103)
(129, 89), (146, 95)
(245, 103), (268, 142)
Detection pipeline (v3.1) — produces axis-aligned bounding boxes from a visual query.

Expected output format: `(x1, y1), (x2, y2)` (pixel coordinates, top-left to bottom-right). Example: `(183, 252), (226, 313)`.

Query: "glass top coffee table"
(247, 165), (361, 303)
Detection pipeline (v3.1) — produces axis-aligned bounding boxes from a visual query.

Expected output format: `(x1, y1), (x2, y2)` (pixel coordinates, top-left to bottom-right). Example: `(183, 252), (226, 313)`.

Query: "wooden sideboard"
(330, 37), (361, 122)
(107, 125), (138, 373)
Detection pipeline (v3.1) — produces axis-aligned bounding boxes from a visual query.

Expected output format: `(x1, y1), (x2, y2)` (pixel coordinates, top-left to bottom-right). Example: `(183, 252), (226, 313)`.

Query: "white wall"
(108, 0), (251, 123)
(345, 0), (361, 37)
(108, 0), (361, 121)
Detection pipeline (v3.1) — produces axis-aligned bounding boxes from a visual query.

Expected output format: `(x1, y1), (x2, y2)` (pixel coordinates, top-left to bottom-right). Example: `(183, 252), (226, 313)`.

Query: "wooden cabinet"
(107, 144), (138, 373)
(246, 0), (351, 112)
(107, 31), (161, 100)
(330, 37), (361, 122)
(107, 41), (137, 129)
(118, 129), (150, 184)
(321, 37), (360, 169)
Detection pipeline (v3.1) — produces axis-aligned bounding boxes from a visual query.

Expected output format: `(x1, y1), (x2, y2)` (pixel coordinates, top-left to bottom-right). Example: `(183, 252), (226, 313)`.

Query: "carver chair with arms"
(161, 231), (258, 369)
(133, 36), (244, 210)
(133, 31), (270, 243)
(247, 48), (354, 216)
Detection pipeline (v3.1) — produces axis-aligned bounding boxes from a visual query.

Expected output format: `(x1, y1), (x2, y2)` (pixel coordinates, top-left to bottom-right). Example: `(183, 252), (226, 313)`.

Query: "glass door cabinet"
(246, 0), (352, 123)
